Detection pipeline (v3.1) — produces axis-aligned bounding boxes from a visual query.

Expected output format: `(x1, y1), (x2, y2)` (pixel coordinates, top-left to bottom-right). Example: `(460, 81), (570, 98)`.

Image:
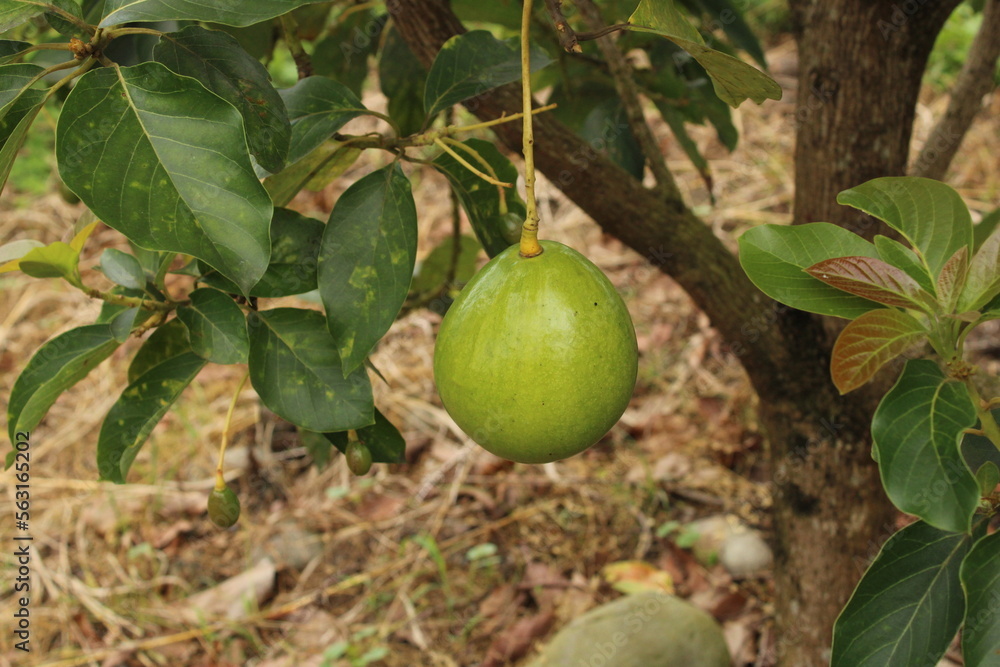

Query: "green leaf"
(974, 461), (999, 496)
(738, 222), (884, 318)
(805, 255), (934, 311)
(423, 30), (553, 117)
(832, 520), (970, 667)
(961, 530), (1000, 666)
(16, 241), (82, 285)
(154, 25), (291, 174)
(433, 138), (524, 258)
(127, 318), (189, 383)
(99, 248), (146, 290)
(379, 25), (427, 137)
(874, 235), (936, 295)
(837, 177), (973, 278)
(451, 0), (522, 27)
(0, 238), (43, 267)
(312, 10), (384, 96)
(45, 0), (86, 37)
(199, 208), (325, 298)
(323, 408), (406, 464)
(97, 352), (206, 483)
(319, 164), (417, 373)
(0, 2), (44, 32)
(973, 207), (999, 251)
(0, 63), (46, 192)
(830, 309), (926, 394)
(0, 40), (32, 64)
(175, 288), (249, 364)
(280, 76), (367, 165)
(7, 323), (120, 444)
(550, 81), (644, 179)
(655, 101), (712, 189)
(299, 427), (334, 469)
(628, 0), (781, 107)
(871, 359), (979, 533)
(263, 140), (361, 207)
(689, 0), (767, 68)
(247, 308), (374, 432)
(962, 408), (1000, 475)
(108, 307), (140, 342)
(411, 234), (482, 295)
(56, 63), (272, 294)
(99, 0), (328, 27)
(956, 228), (1000, 313)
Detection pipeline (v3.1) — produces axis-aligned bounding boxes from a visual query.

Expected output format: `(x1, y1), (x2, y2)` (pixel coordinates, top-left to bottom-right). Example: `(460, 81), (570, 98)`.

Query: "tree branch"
(573, 0), (681, 199)
(386, 0), (794, 390)
(912, 0), (1000, 180)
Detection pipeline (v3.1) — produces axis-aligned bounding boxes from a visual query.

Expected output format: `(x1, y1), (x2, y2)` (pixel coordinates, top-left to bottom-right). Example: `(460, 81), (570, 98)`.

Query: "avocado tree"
(2, 0), (998, 665)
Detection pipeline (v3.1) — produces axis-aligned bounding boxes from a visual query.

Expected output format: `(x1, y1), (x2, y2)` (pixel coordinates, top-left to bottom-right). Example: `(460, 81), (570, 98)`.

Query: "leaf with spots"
(56, 62), (272, 294)
(176, 288), (249, 364)
(6, 324), (120, 446)
(247, 308), (374, 432)
(154, 25), (291, 173)
(319, 164), (417, 374)
(97, 351), (207, 483)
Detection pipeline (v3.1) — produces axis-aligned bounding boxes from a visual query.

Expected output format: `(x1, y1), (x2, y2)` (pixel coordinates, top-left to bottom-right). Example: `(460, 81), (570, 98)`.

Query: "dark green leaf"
(45, 0), (87, 37)
(871, 359), (979, 533)
(974, 461), (999, 496)
(312, 9), (384, 96)
(200, 208), (324, 297)
(280, 75), (367, 165)
(0, 63), (46, 192)
(963, 409), (1000, 475)
(837, 177), (973, 278)
(690, 0), (767, 68)
(411, 234), (482, 295)
(127, 318), (190, 383)
(629, 0), (780, 107)
(108, 307), (139, 342)
(263, 140), (361, 206)
(319, 164), (417, 373)
(738, 222), (884, 318)
(655, 101), (711, 187)
(832, 520), (970, 667)
(176, 288), (248, 364)
(873, 235), (936, 295)
(0, 40), (32, 64)
(433, 138), (524, 258)
(379, 25), (426, 136)
(424, 30), (553, 117)
(97, 352), (206, 483)
(830, 309), (926, 394)
(99, 248), (146, 290)
(323, 408), (405, 464)
(56, 63), (272, 294)
(7, 323), (119, 443)
(154, 25), (291, 174)
(99, 0), (328, 27)
(961, 530), (1000, 666)
(550, 81), (644, 179)
(247, 308), (374, 432)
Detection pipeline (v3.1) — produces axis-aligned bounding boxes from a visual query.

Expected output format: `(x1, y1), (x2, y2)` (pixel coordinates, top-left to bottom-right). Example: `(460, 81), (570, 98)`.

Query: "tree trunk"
(388, 1), (959, 664)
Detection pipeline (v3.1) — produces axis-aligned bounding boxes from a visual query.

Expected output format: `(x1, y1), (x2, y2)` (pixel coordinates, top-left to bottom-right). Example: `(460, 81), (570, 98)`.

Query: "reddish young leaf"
(831, 309), (926, 394)
(935, 246), (969, 312)
(805, 256), (931, 310)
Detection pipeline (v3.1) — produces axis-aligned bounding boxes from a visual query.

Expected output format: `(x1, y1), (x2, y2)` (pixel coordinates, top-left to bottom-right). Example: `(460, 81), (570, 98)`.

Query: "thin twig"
(434, 138), (512, 187)
(573, 0), (682, 200)
(544, 0), (582, 53)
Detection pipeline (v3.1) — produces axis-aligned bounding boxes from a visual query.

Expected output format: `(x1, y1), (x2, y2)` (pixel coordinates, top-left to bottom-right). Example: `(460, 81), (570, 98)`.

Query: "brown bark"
(388, 1), (959, 664)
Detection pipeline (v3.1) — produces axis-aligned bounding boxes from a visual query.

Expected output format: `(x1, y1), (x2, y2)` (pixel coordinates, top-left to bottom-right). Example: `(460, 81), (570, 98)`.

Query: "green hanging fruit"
(346, 439), (373, 475)
(434, 240), (638, 463)
(207, 484), (241, 528)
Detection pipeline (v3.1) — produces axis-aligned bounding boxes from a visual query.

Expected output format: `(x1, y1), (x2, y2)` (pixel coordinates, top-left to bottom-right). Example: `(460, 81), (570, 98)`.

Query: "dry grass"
(0, 38), (998, 667)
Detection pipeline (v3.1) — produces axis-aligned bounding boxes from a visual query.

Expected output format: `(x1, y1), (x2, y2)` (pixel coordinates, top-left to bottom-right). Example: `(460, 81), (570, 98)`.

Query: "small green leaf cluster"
(740, 176), (1000, 666)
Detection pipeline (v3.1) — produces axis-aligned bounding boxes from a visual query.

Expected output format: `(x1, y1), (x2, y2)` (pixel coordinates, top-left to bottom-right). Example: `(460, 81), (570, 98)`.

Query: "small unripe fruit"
(346, 440), (373, 475)
(207, 485), (241, 528)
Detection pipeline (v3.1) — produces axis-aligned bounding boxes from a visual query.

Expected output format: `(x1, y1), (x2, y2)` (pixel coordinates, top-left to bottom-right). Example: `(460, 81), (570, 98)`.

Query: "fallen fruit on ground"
(434, 240), (638, 463)
(207, 485), (241, 528)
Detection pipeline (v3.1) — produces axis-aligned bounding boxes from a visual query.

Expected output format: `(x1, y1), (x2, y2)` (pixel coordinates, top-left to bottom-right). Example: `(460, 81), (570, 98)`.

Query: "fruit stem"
(519, 0), (543, 258)
(216, 372), (250, 479)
